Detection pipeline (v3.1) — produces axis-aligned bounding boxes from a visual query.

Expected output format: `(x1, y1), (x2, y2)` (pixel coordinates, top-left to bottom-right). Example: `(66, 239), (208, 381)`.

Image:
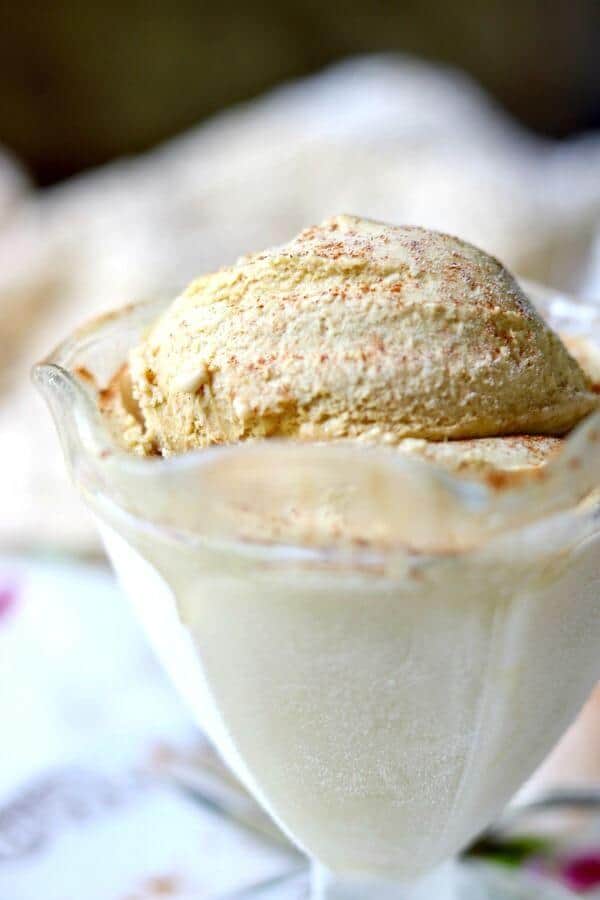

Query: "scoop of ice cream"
(109, 215), (596, 456)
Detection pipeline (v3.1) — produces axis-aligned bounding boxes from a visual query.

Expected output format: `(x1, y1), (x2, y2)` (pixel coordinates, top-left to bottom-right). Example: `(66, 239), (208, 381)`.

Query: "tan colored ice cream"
(100, 215), (597, 472)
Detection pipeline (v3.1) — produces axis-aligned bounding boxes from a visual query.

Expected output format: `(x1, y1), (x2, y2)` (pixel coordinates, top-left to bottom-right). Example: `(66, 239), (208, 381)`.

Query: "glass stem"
(310, 860), (463, 900)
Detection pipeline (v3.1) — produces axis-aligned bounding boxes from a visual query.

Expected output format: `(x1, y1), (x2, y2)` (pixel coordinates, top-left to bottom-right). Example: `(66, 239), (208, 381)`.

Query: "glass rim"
(31, 282), (600, 560)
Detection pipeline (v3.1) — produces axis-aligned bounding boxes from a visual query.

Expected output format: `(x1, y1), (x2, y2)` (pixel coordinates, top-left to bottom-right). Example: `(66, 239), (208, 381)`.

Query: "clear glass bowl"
(33, 283), (600, 898)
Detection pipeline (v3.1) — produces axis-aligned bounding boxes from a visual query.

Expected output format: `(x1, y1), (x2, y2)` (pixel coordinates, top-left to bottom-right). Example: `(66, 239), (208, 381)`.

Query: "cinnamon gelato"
(100, 215), (597, 473)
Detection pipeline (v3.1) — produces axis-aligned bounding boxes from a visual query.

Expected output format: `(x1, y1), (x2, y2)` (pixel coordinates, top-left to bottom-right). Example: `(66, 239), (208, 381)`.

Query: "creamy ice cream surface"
(100, 215), (597, 469)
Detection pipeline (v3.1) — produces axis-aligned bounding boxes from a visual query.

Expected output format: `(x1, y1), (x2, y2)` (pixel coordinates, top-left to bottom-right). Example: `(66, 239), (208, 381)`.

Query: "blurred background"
(2, 0), (600, 184)
(1, 3), (600, 897)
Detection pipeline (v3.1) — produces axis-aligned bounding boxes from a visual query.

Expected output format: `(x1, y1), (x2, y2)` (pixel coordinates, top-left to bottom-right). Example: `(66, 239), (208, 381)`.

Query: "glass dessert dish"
(34, 282), (600, 899)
